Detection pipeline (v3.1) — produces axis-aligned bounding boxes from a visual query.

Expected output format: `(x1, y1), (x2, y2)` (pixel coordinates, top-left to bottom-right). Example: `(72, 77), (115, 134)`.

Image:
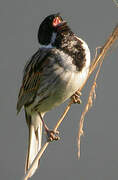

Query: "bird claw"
(46, 129), (60, 142)
(71, 90), (82, 104)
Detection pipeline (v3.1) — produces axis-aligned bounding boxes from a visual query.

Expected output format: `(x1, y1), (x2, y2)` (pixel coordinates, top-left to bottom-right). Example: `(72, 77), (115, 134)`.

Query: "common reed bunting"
(17, 13), (90, 177)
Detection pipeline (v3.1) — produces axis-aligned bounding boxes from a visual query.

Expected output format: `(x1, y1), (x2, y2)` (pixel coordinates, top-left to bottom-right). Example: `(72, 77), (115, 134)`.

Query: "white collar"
(39, 32), (57, 49)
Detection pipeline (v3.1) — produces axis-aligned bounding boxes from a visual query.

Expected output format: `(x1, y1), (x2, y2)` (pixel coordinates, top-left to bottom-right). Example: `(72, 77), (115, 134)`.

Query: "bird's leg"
(71, 90), (82, 104)
(38, 112), (60, 142)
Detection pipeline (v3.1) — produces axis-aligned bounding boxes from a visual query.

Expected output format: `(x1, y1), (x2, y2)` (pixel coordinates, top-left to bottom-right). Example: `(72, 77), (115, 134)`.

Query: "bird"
(17, 13), (90, 177)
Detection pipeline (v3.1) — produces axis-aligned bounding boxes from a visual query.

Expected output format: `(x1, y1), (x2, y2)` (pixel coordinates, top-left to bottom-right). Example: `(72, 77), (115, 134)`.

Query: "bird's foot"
(46, 129), (60, 142)
(71, 90), (82, 104)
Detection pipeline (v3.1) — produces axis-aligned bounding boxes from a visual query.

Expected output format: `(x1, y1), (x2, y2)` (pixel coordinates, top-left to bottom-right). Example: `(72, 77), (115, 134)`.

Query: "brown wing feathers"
(17, 50), (45, 113)
(17, 49), (52, 113)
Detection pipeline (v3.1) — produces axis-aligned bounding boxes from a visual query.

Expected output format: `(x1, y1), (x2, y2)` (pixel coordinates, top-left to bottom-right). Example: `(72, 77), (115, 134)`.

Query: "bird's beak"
(56, 20), (67, 31)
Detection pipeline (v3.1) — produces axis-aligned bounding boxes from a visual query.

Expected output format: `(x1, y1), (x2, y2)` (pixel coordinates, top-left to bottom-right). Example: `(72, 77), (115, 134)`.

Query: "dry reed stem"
(23, 24), (118, 180)
(77, 24), (118, 158)
(77, 60), (103, 158)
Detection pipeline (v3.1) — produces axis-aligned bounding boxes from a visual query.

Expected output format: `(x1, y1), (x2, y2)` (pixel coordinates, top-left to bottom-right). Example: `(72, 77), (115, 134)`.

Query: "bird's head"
(38, 13), (67, 46)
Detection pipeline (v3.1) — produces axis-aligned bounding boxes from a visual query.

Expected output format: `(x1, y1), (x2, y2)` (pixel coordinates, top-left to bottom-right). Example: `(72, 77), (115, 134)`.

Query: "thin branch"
(91, 25), (118, 72)
(77, 24), (118, 157)
(78, 59), (103, 158)
(23, 24), (118, 180)
(75, 24), (118, 96)
(54, 101), (73, 131)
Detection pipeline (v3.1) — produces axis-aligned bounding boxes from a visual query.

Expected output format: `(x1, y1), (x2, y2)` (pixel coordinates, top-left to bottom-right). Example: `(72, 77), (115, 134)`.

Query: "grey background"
(0, 0), (118, 179)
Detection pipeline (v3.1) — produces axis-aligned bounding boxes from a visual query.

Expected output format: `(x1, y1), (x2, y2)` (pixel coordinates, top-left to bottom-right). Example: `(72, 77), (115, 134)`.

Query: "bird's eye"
(52, 17), (62, 27)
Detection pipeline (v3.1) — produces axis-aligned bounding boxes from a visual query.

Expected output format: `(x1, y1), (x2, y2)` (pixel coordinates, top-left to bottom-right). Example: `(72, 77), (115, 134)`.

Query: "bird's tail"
(25, 112), (42, 177)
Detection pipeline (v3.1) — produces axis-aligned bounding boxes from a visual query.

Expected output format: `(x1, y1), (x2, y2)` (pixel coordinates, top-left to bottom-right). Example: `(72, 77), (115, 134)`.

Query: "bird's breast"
(27, 41), (90, 114)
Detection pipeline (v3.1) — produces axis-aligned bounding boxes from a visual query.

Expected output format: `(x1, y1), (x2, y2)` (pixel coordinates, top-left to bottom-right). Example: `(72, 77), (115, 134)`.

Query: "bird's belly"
(30, 67), (89, 113)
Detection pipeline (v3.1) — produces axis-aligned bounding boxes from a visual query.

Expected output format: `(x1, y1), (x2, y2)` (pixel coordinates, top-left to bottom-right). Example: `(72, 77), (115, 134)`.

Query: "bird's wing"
(17, 48), (50, 113)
